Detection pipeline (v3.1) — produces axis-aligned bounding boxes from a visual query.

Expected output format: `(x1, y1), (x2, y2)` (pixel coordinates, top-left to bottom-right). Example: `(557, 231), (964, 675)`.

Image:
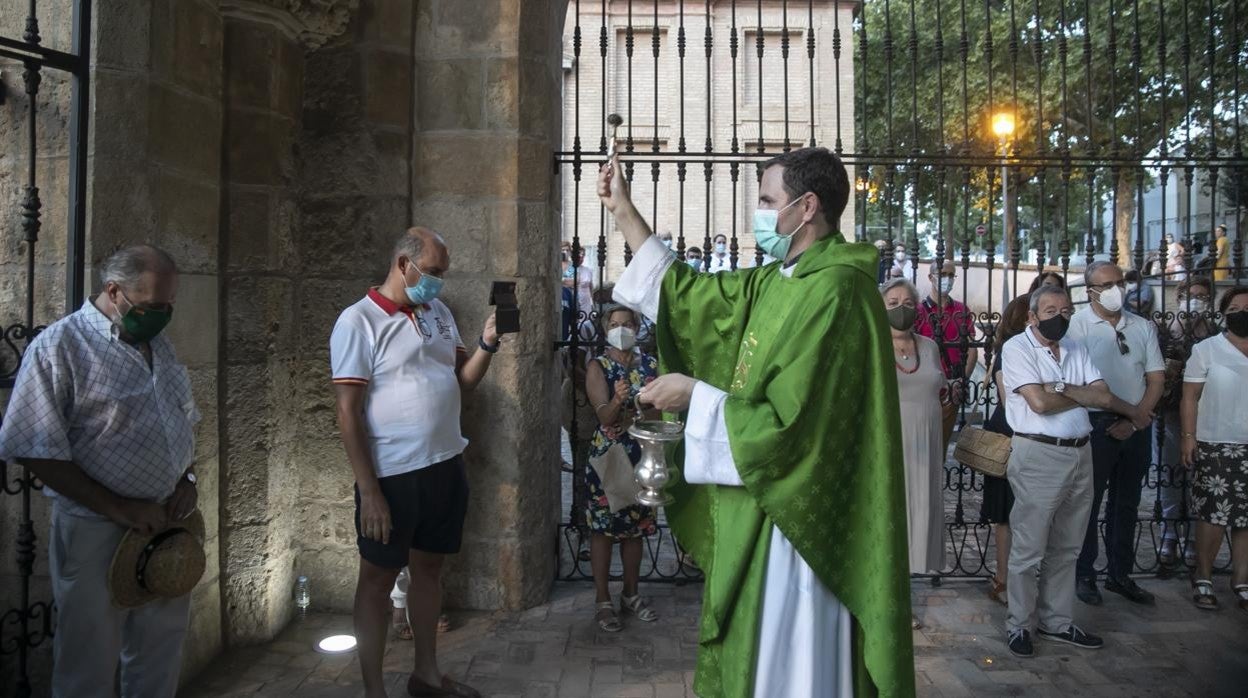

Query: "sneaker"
(1076, 577), (1103, 605)
(1104, 577), (1155, 605)
(1037, 624), (1104, 649)
(1007, 628), (1034, 658)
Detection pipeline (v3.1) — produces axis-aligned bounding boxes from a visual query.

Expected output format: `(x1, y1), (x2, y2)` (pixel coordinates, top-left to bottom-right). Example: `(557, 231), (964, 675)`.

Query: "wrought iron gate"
(554, 0), (1246, 582)
(1, 1), (91, 695)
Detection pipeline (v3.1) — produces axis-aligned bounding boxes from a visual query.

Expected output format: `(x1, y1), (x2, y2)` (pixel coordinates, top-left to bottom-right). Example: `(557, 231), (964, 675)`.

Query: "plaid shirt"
(0, 301), (200, 518)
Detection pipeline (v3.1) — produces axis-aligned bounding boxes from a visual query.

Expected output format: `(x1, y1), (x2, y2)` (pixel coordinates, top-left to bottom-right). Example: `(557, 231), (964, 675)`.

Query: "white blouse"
(1183, 333), (1248, 444)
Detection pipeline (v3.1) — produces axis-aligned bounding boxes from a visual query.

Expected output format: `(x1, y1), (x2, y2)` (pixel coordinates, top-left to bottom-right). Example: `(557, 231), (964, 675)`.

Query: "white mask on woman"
(607, 326), (636, 351)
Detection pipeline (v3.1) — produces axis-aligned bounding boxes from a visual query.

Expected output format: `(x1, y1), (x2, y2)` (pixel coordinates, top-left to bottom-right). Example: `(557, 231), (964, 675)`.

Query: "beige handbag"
(590, 443), (640, 512)
(953, 426), (1013, 478)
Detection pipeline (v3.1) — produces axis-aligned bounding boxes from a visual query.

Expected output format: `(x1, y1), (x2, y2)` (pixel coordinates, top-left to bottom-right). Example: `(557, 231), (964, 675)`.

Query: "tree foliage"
(853, 0), (1248, 266)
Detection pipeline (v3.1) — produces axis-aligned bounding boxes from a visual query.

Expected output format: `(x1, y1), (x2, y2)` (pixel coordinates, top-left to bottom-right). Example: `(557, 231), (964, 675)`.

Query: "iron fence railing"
(553, 0), (1246, 583)
(0, 1), (91, 695)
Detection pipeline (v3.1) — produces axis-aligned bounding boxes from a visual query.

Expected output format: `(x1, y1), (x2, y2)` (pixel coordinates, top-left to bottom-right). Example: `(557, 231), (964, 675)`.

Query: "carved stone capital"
(219, 0), (359, 49)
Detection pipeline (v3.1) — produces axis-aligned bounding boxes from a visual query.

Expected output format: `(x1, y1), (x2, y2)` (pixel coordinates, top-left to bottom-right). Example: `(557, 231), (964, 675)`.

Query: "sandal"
(1157, 540), (1178, 569)
(595, 601), (622, 632)
(393, 608), (414, 641)
(911, 615), (922, 630)
(620, 593), (658, 622)
(437, 614), (451, 633)
(1191, 577), (1219, 610)
(1233, 584), (1248, 613)
(987, 576), (1007, 606)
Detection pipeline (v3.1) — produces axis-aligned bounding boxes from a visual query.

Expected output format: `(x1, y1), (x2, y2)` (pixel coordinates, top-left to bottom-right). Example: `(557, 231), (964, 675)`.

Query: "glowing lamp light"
(855, 178), (869, 193)
(991, 111), (1016, 140)
(316, 634), (357, 654)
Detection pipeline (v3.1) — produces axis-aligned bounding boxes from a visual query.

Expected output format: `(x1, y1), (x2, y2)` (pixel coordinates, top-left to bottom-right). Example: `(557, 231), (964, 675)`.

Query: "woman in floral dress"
(1181, 286), (1248, 612)
(584, 305), (660, 631)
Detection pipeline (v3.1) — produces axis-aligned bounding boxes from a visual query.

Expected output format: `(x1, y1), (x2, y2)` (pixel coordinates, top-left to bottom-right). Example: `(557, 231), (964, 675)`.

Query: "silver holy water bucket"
(627, 420), (684, 506)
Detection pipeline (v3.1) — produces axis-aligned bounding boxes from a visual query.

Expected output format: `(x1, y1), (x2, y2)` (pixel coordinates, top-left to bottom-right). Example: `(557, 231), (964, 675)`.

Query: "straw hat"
(108, 510), (206, 609)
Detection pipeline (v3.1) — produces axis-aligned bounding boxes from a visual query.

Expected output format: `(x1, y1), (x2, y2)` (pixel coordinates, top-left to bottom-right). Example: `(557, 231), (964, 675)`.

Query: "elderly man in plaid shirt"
(0, 245), (200, 698)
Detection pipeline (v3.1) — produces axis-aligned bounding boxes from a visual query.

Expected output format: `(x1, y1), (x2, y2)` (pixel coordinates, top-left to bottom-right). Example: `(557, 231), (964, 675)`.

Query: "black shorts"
(354, 455), (469, 568)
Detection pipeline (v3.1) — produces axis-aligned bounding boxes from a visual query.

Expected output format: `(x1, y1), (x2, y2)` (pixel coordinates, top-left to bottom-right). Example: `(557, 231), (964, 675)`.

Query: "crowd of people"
(870, 246), (1248, 658)
(1, 143), (1243, 697)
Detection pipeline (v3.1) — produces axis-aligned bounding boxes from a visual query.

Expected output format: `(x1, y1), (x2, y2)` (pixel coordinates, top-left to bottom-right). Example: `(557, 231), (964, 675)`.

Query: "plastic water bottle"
(295, 575), (310, 615)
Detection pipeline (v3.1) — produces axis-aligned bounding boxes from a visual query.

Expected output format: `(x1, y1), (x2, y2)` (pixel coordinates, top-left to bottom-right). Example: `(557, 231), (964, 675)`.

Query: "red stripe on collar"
(367, 288), (429, 315)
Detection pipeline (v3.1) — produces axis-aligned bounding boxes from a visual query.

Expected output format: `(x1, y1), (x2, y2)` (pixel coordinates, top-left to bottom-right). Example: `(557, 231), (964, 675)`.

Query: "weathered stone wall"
(2, 0), (228, 693)
(287, 0), (416, 613)
(408, 0), (566, 611)
(1, 0), (570, 693)
(216, 11), (306, 644)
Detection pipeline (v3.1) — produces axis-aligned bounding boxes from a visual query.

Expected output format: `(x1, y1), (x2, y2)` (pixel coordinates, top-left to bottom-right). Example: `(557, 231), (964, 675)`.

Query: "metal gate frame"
(0, 1), (92, 695)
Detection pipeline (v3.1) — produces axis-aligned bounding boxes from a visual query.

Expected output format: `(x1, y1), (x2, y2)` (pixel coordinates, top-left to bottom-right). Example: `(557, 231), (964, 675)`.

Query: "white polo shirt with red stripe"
(330, 288), (469, 478)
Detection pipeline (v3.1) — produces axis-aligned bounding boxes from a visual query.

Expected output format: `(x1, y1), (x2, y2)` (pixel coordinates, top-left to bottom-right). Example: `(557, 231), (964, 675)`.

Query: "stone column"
(411, 0), (569, 610)
(287, 0), (416, 612)
(215, 0), (357, 643)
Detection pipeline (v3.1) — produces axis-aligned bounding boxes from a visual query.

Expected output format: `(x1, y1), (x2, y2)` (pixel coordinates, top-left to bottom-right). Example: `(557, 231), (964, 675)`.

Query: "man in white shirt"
(1067, 261), (1165, 606)
(331, 227), (499, 698)
(0, 245), (201, 697)
(1000, 285), (1148, 658)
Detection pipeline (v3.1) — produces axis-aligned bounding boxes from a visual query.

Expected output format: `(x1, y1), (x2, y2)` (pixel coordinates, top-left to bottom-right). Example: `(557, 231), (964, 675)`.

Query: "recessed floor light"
(316, 634), (357, 654)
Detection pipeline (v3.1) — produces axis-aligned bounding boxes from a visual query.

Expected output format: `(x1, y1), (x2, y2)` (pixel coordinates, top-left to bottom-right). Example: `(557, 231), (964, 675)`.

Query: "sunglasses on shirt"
(1114, 330), (1130, 355)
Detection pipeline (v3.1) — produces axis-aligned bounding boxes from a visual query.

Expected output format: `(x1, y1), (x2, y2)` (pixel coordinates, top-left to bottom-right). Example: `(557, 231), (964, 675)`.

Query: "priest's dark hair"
(762, 147), (850, 228)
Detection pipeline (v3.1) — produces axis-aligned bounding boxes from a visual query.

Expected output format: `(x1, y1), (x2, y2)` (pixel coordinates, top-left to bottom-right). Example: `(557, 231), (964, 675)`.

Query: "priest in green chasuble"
(599, 146), (915, 698)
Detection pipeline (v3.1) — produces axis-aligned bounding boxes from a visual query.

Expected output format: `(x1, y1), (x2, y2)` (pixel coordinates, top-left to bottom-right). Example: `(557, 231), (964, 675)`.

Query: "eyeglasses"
(1114, 329), (1130, 355)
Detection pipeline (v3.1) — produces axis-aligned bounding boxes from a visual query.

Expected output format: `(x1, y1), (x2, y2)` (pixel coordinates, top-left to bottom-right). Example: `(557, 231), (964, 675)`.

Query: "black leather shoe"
(1105, 577), (1155, 605)
(1076, 577), (1103, 605)
(1007, 629), (1034, 658)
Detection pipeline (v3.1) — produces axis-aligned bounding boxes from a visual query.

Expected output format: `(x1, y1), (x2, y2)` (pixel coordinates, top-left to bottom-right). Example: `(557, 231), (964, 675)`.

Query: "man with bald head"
(331, 227), (498, 698)
(0, 244), (201, 696)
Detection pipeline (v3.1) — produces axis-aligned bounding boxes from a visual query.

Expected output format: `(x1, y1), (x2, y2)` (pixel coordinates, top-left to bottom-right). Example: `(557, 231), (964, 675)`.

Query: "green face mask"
(117, 290), (173, 343)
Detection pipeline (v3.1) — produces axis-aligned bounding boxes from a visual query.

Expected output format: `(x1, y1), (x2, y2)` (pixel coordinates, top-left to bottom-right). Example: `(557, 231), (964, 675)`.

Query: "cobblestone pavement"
(184, 574), (1248, 698)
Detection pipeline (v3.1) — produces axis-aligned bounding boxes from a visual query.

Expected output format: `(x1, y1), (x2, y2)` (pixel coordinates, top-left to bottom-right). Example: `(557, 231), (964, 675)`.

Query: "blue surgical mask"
(404, 263), (444, 305)
(714, 242), (727, 255)
(687, 258), (702, 269)
(753, 195), (807, 261)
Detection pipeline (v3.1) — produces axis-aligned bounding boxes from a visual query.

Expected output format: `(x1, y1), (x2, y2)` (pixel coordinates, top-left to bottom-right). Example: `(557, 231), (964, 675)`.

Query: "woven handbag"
(953, 425), (1013, 478)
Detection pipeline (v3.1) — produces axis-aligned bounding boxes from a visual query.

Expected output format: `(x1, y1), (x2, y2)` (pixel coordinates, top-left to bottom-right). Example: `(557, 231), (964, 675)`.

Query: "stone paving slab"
(183, 574), (1247, 698)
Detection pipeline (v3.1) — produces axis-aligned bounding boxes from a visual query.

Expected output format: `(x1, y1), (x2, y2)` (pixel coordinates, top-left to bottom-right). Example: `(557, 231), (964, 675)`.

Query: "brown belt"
(1015, 433), (1090, 448)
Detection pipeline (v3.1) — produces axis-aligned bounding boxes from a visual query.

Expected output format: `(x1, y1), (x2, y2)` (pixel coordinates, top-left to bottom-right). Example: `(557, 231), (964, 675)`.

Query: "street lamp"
(992, 111), (1015, 308)
(992, 111), (1016, 140)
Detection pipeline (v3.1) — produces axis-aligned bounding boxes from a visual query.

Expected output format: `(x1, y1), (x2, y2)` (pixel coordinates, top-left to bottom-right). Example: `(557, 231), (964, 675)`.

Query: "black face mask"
(1226, 311), (1248, 338)
(887, 305), (918, 331)
(1037, 315), (1070, 341)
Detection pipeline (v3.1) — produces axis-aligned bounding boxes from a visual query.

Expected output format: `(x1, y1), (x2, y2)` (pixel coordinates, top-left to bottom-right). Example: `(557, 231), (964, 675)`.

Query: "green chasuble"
(656, 235), (915, 698)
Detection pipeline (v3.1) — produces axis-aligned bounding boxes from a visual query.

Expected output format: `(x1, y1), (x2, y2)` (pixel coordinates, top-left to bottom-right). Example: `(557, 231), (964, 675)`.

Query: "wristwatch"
(479, 336), (500, 354)
(184, 471), (198, 486)
(1053, 381), (1067, 394)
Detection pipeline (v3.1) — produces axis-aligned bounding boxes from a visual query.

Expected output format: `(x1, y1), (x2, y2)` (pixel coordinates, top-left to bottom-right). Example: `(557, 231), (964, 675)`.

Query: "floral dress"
(585, 351), (659, 539)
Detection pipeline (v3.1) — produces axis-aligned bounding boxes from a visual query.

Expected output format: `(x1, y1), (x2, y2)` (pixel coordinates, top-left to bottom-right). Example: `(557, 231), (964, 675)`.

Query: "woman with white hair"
(881, 278), (948, 622)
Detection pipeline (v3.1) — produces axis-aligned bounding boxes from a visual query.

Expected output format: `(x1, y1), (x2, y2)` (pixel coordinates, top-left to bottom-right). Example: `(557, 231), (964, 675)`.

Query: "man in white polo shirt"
(1068, 261), (1165, 606)
(1000, 285), (1148, 658)
(331, 227), (499, 698)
